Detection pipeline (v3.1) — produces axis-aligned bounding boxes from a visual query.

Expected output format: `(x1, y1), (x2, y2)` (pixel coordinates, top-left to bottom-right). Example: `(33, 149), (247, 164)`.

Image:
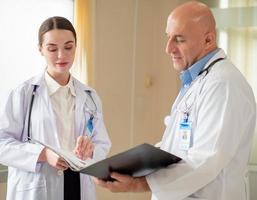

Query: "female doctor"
(0, 16), (111, 200)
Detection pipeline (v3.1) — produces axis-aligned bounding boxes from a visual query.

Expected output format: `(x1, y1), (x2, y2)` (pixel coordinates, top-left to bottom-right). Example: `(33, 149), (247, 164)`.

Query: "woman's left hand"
(73, 136), (94, 160)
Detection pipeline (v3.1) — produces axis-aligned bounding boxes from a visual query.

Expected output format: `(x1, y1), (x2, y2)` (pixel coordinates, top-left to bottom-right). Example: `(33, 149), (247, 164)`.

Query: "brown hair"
(38, 16), (77, 46)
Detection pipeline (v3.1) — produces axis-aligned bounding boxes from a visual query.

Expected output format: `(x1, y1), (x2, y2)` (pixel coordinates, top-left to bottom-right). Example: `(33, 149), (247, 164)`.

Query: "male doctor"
(95, 1), (256, 200)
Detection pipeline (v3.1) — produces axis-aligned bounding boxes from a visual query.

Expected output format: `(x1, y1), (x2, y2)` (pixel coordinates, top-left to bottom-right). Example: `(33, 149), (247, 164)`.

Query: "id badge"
(179, 121), (192, 151)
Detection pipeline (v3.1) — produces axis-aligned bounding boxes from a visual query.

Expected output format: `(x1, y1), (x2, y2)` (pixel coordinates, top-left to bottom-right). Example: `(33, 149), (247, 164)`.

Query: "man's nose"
(165, 39), (176, 55)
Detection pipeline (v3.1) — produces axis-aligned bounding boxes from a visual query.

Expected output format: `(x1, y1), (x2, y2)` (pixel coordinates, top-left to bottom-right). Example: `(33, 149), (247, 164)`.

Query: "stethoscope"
(198, 57), (225, 76)
(27, 86), (97, 141)
(84, 90), (98, 136)
(176, 57), (226, 121)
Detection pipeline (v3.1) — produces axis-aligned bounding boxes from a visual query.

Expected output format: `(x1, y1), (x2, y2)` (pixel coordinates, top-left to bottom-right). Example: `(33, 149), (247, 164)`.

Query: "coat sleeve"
(146, 76), (256, 199)
(0, 86), (44, 172)
(90, 91), (111, 162)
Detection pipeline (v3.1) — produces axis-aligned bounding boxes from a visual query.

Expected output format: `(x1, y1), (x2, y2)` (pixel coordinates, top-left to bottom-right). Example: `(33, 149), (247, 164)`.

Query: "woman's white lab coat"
(146, 49), (256, 200)
(0, 72), (111, 200)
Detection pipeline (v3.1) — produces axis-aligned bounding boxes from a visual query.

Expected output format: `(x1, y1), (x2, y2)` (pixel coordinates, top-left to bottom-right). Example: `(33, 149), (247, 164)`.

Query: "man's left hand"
(93, 172), (150, 193)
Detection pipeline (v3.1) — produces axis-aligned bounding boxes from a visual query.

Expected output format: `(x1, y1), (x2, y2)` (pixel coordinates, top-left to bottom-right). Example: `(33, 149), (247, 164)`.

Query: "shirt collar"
(44, 72), (76, 96)
(180, 48), (219, 88)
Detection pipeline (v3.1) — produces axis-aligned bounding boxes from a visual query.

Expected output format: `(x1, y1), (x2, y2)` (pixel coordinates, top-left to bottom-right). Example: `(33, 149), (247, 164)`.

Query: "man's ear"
(205, 32), (216, 48)
(205, 33), (212, 44)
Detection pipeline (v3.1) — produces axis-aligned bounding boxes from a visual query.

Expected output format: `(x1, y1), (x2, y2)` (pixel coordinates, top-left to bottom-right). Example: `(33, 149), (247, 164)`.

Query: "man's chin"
(172, 64), (186, 72)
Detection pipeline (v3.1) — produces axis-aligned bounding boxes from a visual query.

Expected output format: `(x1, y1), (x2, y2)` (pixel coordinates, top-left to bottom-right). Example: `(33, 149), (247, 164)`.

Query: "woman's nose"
(57, 49), (65, 58)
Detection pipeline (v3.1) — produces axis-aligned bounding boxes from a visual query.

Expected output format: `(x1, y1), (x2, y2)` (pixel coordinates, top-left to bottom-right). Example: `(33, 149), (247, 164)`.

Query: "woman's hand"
(38, 148), (68, 170)
(73, 136), (94, 160)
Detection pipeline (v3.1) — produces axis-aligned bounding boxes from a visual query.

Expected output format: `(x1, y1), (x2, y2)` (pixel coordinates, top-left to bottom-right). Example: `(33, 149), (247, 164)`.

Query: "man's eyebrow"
(174, 35), (184, 38)
(166, 34), (185, 39)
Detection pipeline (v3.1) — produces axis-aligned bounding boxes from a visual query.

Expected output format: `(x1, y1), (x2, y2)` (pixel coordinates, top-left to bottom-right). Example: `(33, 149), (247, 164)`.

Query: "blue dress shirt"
(179, 48), (219, 98)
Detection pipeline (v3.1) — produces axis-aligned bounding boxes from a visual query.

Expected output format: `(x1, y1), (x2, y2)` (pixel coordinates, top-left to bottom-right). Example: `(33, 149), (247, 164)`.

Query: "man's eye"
(175, 38), (185, 43)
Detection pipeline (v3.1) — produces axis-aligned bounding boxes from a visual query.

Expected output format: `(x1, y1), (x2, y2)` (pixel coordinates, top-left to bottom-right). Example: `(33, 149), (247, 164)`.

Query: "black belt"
(64, 169), (81, 200)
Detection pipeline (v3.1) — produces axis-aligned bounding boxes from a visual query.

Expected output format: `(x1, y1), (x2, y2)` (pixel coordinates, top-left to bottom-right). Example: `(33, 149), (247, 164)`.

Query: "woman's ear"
(38, 45), (44, 56)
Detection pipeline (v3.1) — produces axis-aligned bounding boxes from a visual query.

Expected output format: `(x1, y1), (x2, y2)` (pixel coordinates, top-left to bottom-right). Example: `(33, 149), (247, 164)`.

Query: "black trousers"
(64, 168), (81, 200)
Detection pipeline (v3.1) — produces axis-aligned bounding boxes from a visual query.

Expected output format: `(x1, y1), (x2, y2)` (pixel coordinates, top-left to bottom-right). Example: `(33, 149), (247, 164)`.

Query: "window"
(210, 1), (257, 199)
(0, 0), (74, 101)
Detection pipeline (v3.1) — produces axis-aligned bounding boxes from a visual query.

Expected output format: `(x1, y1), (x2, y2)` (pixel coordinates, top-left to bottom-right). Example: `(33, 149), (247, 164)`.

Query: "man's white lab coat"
(146, 49), (256, 200)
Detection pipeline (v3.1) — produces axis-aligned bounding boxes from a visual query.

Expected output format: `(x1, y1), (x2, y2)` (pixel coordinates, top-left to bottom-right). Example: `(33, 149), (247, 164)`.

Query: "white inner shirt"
(44, 72), (76, 151)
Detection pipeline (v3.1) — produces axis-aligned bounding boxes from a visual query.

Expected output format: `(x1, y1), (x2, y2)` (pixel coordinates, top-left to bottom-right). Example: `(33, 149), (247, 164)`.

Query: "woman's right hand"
(38, 148), (68, 170)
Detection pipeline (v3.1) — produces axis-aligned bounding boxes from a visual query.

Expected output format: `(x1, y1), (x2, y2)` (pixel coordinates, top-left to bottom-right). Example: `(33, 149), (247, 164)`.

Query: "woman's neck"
(47, 71), (70, 86)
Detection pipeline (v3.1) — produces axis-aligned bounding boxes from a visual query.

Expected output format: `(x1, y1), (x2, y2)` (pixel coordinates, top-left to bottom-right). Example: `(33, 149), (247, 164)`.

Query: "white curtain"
(214, 0), (257, 164)
(227, 27), (257, 162)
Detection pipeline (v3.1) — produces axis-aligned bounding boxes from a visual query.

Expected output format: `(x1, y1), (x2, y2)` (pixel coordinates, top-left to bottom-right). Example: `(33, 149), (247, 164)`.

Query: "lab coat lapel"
(30, 72), (59, 147)
(175, 49), (226, 115)
(30, 72), (52, 110)
(73, 79), (99, 138)
(73, 80), (88, 138)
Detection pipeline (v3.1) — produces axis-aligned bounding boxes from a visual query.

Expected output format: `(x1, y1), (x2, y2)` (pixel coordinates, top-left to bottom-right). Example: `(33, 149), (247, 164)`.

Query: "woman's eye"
(47, 48), (57, 52)
(65, 46), (73, 50)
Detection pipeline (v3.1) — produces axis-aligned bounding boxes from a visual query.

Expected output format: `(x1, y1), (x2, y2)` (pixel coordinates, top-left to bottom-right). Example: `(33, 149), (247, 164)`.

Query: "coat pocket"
(15, 170), (47, 194)
(8, 173), (47, 200)
(16, 179), (46, 192)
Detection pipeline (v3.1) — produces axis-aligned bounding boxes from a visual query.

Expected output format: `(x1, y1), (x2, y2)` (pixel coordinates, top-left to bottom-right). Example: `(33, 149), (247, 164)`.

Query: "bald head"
(165, 1), (218, 71)
(169, 1), (216, 37)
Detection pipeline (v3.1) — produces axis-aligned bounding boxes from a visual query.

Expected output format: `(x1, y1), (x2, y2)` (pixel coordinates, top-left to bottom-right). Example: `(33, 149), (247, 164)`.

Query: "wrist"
(134, 177), (150, 192)
(38, 147), (46, 162)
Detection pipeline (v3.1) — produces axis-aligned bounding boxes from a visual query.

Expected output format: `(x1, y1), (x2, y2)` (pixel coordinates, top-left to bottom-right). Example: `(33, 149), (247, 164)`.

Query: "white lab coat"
(146, 49), (256, 200)
(0, 72), (111, 200)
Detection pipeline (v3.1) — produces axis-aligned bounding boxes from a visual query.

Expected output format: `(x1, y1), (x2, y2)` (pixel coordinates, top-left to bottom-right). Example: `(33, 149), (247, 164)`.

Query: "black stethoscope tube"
(27, 85), (38, 141)
(198, 57), (225, 76)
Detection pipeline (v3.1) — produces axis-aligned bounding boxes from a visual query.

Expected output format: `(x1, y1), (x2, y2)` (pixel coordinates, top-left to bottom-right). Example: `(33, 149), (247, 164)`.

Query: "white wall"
(0, 183), (6, 200)
(92, 0), (184, 199)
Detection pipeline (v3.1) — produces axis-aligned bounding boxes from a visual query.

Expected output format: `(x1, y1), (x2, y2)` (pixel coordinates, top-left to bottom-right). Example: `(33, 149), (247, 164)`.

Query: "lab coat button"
(57, 170), (63, 176)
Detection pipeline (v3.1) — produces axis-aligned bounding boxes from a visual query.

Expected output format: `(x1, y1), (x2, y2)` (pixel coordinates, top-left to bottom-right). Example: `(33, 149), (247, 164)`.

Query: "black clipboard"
(79, 143), (181, 181)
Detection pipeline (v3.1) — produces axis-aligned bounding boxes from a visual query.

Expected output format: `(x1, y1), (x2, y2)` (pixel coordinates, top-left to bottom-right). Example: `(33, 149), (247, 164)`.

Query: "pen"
(86, 114), (94, 138)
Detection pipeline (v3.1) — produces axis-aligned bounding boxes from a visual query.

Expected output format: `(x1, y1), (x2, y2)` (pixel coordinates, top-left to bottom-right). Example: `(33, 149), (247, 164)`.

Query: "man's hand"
(73, 135), (94, 160)
(93, 172), (150, 193)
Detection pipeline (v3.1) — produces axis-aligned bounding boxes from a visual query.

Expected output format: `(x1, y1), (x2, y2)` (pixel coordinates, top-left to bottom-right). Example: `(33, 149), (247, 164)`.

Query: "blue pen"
(86, 114), (94, 138)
